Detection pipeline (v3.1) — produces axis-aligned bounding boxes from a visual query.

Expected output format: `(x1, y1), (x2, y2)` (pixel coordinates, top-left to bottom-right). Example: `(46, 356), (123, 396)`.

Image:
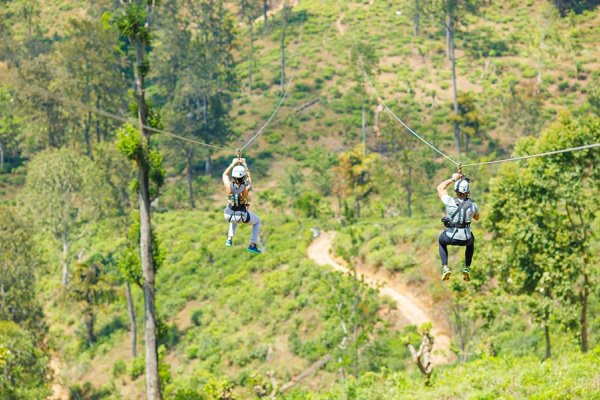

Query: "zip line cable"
(5, 33), (303, 156)
(359, 61), (600, 169)
(239, 66), (297, 151)
(237, 27), (305, 153)
(462, 142), (600, 167)
(358, 62), (460, 166)
(7, 73), (227, 151)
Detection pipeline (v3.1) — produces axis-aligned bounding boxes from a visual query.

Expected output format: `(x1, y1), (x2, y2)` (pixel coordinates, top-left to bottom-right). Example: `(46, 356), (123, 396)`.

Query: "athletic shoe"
(225, 238), (233, 247)
(247, 243), (261, 254)
(463, 267), (471, 282)
(441, 266), (452, 281)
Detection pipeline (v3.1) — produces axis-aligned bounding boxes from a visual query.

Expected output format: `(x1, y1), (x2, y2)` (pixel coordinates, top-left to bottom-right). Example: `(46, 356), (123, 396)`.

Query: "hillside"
(0, 0), (599, 399)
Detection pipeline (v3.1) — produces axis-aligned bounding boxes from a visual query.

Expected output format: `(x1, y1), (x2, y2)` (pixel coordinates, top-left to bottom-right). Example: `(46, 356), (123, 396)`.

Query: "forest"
(0, 0), (599, 399)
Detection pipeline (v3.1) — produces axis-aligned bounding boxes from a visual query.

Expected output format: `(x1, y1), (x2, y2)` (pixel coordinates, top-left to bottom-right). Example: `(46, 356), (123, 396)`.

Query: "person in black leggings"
(436, 173), (480, 282)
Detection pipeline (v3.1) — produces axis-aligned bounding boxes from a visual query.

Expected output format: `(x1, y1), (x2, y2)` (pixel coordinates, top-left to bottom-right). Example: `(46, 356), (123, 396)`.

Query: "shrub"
(130, 356), (145, 380)
(191, 309), (203, 327)
(112, 360), (127, 379)
(558, 81), (569, 92)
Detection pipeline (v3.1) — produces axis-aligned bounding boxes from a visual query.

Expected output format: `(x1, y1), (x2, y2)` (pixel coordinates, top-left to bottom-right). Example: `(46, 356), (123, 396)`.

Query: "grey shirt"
(441, 194), (478, 241)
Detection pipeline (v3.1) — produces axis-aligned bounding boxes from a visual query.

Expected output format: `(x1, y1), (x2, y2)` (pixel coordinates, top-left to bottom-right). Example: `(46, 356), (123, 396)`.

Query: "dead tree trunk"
(405, 328), (434, 386)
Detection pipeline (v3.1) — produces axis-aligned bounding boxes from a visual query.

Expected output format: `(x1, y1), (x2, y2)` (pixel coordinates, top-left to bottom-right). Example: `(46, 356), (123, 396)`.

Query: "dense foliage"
(0, 0), (598, 399)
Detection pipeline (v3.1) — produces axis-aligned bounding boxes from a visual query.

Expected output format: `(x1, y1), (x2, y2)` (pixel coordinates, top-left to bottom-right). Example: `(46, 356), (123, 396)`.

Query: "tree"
(15, 56), (68, 152)
(327, 230), (380, 379)
(0, 86), (21, 171)
(20, 147), (110, 286)
(336, 145), (381, 219)
(376, 111), (429, 218)
(0, 321), (50, 400)
(238, 0), (260, 94)
(113, 1), (164, 397)
(487, 113), (600, 356)
(408, 0), (422, 36)
(0, 207), (49, 399)
(280, 0), (290, 94)
(53, 18), (127, 154)
(118, 211), (165, 358)
(450, 91), (484, 153)
(423, 0), (483, 155)
(262, 0), (270, 31)
(160, 0), (237, 208)
(70, 260), (115, 346)
(0, 207), (45, 337)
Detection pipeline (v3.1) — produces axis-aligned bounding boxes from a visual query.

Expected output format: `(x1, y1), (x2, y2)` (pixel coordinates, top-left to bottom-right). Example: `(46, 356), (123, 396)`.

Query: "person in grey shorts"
(437, 172), (480, 281)
(222, 157), (261, 254)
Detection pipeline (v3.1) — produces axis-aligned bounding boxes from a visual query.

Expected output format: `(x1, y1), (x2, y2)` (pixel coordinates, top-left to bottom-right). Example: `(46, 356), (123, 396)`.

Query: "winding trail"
(308, 231), (452, 365)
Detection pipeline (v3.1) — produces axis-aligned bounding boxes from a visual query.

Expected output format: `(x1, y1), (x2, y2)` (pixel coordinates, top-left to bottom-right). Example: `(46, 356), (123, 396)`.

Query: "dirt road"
(307, 231), (452, 365)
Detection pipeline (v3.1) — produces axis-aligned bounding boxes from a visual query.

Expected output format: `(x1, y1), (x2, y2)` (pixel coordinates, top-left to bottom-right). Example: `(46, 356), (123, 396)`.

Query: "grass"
(288, 349), (600, 399)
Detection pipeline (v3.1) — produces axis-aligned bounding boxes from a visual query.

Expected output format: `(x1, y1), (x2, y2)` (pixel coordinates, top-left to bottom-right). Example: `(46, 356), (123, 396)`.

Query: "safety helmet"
(232, 165), (247, 179)
(454, 179), (470, 194)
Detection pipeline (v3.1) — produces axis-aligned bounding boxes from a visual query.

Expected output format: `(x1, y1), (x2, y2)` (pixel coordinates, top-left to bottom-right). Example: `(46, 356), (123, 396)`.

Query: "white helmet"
(232, 165), (247, 179)
(454, 179), (470, 194)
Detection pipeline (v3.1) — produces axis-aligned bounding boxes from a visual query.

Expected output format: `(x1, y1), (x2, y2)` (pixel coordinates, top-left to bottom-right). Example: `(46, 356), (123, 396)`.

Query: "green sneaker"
(463, 266), (471, 282)
(247, 243), (261, 254)
(441, 266), (451, 281)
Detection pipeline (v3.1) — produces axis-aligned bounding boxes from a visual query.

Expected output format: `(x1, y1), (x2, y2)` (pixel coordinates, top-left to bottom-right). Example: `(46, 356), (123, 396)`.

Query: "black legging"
(438, 231), (475, 267)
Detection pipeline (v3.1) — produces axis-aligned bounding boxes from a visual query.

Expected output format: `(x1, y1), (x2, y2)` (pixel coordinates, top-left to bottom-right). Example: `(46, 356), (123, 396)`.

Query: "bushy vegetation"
(0, 0), (599, 399)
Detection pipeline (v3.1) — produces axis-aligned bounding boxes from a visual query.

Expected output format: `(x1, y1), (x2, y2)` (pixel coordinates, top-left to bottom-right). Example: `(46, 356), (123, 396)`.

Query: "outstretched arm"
(222, 158), (240, 190)
(437, 173), (461, 200)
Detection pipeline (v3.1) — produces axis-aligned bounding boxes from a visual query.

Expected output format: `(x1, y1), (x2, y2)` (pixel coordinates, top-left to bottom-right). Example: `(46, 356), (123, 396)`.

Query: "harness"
(442, 198), (473, 240)
(225, 183), (250, 223)
(448, 198), (472, 229)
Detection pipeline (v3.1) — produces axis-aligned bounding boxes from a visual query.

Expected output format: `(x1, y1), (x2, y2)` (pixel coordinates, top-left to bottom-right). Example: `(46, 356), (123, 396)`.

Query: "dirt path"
(48, 354), (69, 400)
(307, 231), (452, 365)
(335, 13), (346, 36)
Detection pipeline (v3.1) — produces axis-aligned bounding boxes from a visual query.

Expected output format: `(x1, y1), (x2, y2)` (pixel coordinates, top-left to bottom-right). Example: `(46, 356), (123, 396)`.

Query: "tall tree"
(0, 86), (21, 171)
(409, 0), (422, 36)
(0, 321), (50, 399)
(262, 0), (270, 31)
(423, 0), (483, 155)
(0, 207), (45, 337)
(0, 207), (49, 399)
(375, 111), (428, 218)
(70, 260), (115, 346)
(53, 18), (127, 154)
(238, 0), (260, 94)
(451, 91), (484, 153)
(118, 209), (164, 358)
(160, 0), (237, 207)
(280, 0), (290, 94)
(336, 145), (381, 219)
(20, 148), (109, 286)
(487, 113), (600, 356)
(113, 1), (164, 397)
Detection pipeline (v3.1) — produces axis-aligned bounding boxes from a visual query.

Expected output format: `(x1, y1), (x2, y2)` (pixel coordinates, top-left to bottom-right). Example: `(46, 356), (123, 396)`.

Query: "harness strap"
(447, 198), (473, 236)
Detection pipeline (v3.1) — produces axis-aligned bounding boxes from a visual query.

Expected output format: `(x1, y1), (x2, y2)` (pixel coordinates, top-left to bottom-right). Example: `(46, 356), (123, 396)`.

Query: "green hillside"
(0, 0), (599, 399)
